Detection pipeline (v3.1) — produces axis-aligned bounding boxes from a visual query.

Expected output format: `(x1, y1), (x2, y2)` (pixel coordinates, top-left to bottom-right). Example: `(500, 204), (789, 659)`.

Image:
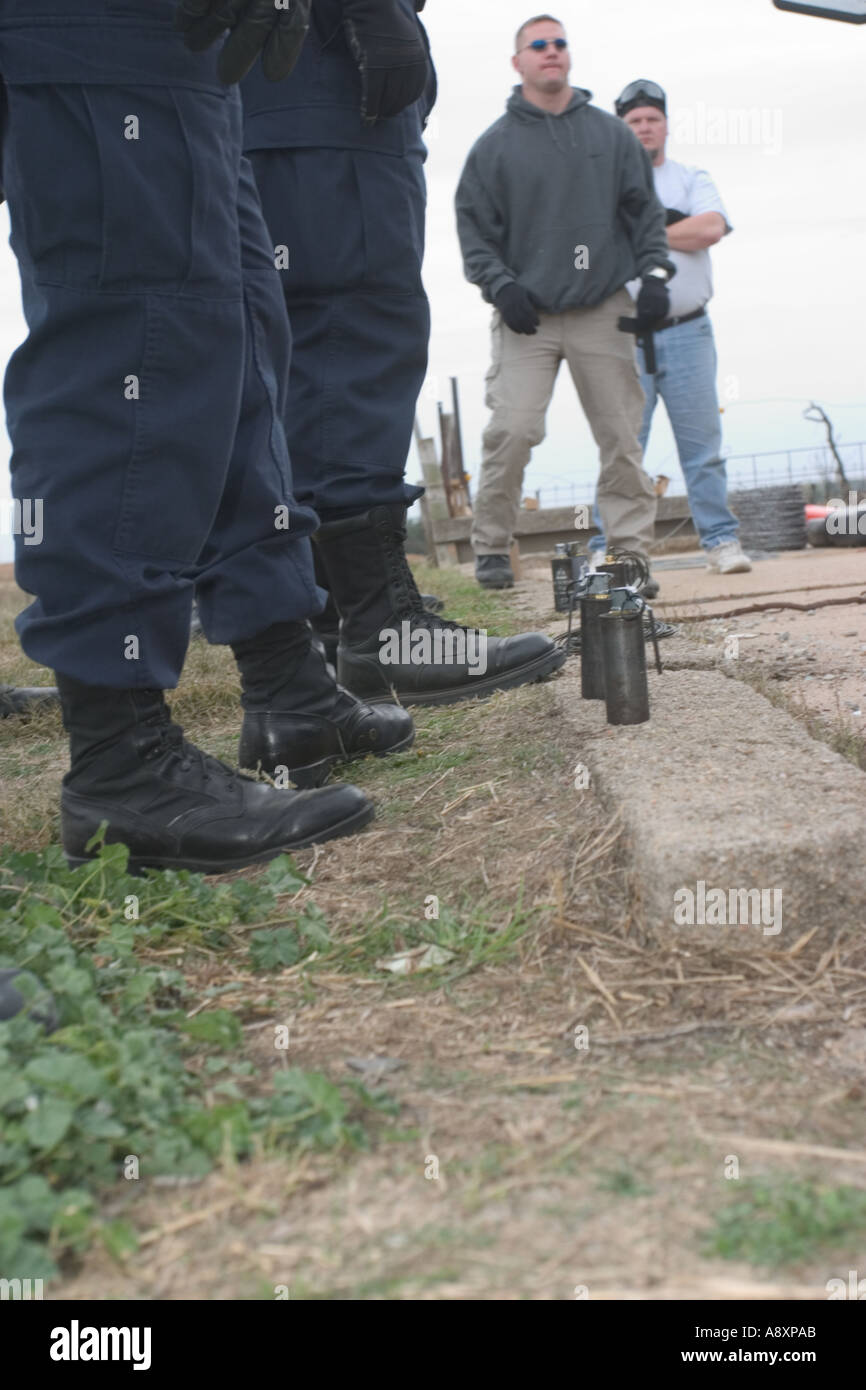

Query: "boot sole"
(365, 647), (567, 708)
(476, 577), (514, 590)
(63, 800), (375, 875)
(276, 726), (416, 790)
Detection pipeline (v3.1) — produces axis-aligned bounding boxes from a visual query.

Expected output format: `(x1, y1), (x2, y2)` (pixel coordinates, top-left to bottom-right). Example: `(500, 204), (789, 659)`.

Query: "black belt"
(655, 306), (706, 332)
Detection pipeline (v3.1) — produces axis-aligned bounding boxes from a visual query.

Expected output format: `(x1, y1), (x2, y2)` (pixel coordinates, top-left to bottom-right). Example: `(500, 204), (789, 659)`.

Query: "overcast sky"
(1, 0), (865, 561)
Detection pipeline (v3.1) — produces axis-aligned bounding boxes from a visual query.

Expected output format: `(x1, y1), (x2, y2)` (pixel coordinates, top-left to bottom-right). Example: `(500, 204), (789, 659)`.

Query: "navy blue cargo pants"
(241, 0), (434, 522)
(0, 1), (323, 690)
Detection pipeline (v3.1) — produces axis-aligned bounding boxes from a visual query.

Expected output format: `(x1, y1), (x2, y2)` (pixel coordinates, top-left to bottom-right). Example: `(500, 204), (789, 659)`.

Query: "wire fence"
(530, 441), (866, 509)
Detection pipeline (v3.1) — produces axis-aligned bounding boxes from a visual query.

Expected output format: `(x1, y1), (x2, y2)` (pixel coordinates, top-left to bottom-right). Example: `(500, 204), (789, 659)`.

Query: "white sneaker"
(706, 540), (752, 574)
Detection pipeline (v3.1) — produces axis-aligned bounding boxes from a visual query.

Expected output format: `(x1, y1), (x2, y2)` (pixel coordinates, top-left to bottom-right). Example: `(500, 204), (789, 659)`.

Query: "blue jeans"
(591, 313), (739, 553)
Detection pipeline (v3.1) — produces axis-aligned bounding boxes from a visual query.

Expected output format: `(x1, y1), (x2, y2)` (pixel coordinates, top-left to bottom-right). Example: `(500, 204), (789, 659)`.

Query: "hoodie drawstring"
(545, 111), (566, 154)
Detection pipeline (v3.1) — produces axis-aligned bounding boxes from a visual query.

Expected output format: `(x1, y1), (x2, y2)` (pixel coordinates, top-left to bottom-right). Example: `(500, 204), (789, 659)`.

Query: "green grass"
(411, 561), (534, 637)
(316, 894), (535, 986)
(0, 838), (395, 1281)
(706, 1177), (866, 1268)
(0, 801), (539, 1279)
(0, 562), (568, 1286)
(596, 1165), (654, 1197)
(340, 740), (477, 795)
(330, 697), (557, 830)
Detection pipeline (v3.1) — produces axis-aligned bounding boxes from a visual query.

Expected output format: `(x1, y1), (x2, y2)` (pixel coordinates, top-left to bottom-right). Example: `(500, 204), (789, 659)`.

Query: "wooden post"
(509, 539), (522, 581)
(415, 414), (458, 566)
(414, 416), (437, 564)
(437, 402), (454, 517)
(438, 390), (471, 518)
(450, 376), (471, 509)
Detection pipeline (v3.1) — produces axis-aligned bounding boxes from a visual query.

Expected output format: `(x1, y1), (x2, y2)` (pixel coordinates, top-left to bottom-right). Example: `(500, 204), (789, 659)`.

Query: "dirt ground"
(2, 551), (866, 1301)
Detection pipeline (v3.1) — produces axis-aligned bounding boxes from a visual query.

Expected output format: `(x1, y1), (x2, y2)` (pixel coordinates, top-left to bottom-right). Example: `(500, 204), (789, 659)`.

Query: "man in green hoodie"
(456, 13), (675, 592)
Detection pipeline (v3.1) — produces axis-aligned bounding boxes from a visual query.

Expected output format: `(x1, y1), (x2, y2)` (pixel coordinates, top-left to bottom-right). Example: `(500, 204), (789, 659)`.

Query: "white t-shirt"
(627, 158), (732, 318)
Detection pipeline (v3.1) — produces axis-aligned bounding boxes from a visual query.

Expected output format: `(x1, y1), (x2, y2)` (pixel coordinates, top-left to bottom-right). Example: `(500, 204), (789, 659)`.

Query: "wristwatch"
(646, 266), (671, 282)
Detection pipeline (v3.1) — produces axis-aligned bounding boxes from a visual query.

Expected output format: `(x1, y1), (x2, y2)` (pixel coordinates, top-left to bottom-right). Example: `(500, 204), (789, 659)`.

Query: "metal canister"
(595, 557), (631, 588)
(599, 603), (650, 725)
(579, 571), (611, 700)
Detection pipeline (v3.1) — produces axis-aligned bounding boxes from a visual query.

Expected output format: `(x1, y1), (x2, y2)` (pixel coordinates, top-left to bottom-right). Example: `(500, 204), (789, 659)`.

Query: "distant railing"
(528, 442), (866, 510)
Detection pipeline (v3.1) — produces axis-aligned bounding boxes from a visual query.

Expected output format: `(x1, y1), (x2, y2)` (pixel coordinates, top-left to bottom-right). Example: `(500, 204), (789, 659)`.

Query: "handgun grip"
(618, 316), (657, 374)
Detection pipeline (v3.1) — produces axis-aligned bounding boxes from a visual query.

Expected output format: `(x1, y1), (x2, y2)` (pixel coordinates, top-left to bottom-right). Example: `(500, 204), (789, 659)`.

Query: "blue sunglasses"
(523, 37), (568, 51)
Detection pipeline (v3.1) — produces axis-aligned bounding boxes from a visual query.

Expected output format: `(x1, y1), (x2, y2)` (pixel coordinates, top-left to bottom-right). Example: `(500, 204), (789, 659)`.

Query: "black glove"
(175, 0), (311, 84)
(342, 0), (429, 124)
(636, 275), (670, 327)
(665, 207), (688, 226)
(494, 283), (540, 335)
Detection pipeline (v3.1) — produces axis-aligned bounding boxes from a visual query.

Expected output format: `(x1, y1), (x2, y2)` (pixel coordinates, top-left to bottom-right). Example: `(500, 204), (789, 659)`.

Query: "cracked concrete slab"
(649, 632), (720, 671)
(554, 660), (866, 945)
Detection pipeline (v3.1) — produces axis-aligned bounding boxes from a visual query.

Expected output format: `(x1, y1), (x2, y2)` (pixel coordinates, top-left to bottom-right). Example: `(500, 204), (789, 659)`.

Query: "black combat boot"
(234, 619), (414, 788)
(474, 554), (514, 590)
(57, 675), (374, 873)
(310, 547), (443, 666)
(309, 545), (342, 667)
(0, 684), (60, 718)
(314, 504), (565, 705)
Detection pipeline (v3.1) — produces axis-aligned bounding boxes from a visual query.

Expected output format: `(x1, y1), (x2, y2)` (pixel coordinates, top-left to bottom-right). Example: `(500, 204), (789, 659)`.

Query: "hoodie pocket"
(569, 222), (620, 292)
(3, 82), (237, 295)
(525, 220), (618, 306)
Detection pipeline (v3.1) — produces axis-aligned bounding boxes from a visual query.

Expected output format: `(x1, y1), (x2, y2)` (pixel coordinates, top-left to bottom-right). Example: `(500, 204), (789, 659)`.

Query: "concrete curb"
(555, 659), (866, 944)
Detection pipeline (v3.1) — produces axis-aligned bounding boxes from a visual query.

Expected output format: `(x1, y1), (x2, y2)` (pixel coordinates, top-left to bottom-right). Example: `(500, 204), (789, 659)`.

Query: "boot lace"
(384, 527), (476, 636)
(141, 715), (238, 787)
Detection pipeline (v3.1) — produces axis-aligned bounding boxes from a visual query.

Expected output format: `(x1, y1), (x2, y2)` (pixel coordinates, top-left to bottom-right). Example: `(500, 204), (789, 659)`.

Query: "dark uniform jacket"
(242, 0), (436, 157)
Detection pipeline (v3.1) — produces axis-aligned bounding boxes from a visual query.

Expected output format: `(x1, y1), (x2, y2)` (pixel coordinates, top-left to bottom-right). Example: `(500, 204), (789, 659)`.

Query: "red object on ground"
(804, 504), (833, 520)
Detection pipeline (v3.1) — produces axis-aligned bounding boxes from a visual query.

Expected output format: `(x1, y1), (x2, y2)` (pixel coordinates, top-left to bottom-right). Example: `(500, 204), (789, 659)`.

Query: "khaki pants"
(471, 288), (657, 558)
